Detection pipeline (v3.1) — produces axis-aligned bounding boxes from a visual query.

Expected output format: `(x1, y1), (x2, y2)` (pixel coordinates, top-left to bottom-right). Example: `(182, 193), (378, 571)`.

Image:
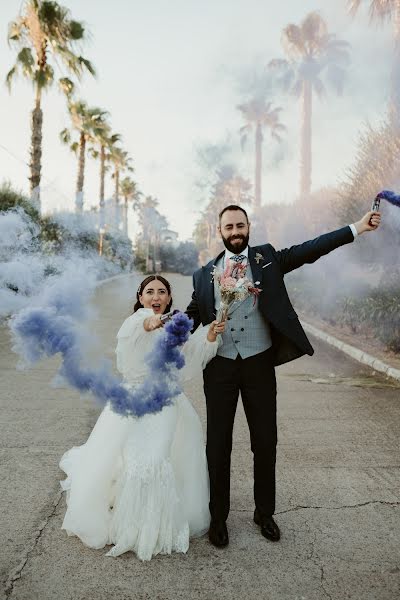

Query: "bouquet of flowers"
(213, 261), (262, 321)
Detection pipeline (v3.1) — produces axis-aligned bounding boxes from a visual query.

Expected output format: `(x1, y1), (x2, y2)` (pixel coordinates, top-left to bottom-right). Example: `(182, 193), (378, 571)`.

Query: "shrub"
(287, 269), (400, 352)
(0, 181), (40, 222)
(159, 241), (199, 275)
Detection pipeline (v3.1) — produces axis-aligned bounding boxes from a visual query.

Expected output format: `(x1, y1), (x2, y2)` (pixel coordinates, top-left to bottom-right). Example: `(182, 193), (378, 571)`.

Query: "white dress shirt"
(223, 245), (249, 267)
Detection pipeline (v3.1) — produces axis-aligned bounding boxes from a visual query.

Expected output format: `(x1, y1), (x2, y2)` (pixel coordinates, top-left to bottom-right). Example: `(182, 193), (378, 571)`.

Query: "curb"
(302, 321), (400, 383)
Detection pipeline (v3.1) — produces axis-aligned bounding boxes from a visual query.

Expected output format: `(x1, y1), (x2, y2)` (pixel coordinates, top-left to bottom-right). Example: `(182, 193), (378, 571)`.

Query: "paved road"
(1, 274), (399, 600)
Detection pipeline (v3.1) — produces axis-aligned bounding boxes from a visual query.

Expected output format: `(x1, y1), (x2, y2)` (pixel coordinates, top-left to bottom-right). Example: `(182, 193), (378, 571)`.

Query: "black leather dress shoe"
(208, 520), (229, 547)
(254, 509), (280, 542)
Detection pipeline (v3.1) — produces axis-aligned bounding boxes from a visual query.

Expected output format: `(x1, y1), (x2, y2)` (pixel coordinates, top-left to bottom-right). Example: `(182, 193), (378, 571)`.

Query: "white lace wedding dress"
(59, 308), (219, 560)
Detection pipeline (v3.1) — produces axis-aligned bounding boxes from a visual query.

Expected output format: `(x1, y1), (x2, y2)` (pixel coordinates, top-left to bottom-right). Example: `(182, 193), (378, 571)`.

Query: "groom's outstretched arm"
(274, 211), (381, 275)
(185, 275), (201, 332)
(274, 226), (354, 275)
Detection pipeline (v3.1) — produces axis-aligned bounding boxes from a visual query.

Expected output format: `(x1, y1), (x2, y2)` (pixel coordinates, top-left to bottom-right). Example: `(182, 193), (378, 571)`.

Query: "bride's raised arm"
(115, 308), (160, 379)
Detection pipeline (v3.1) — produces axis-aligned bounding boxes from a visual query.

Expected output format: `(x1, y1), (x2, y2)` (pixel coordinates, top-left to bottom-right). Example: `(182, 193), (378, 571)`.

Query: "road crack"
(4, 490), (63, 599)
(276, 500), (400, 514)
(318, 563), (333, 600)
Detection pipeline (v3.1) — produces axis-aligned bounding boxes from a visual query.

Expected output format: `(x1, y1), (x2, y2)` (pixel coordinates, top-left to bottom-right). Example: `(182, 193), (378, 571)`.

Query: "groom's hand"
(354, 211), (381, 234)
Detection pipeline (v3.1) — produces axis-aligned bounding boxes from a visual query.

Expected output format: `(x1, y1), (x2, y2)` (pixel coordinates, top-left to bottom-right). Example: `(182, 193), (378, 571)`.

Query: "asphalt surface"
(1, 273), (399, 600)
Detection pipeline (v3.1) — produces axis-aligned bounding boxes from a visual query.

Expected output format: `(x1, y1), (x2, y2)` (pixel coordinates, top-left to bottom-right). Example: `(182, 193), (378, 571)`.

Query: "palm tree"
(270, 12), (350, 200)
(348, 1), (400, 123)
(196, 166), (252, 252)
(90, 125), (120, 228)
(109, 145), (133, 228)
(139, 196), (167, 271)
(120, 176), (141, 235)
(237, 98), (285, 210)
(60, 101), (109, 211)
(6, 0), (95, 210)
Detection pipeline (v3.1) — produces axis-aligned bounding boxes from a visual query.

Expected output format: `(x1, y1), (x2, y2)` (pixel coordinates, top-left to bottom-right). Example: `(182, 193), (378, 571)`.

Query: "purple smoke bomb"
(11, 304), (192, 418)
(377, 190), (400, 207)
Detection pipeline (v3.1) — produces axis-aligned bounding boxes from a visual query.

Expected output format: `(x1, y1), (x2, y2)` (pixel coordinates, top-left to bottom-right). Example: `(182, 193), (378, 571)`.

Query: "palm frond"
(268, 58), (289, 69)
(326, 64), (346, 94)
(78, 56), (96, 76)
(6, 0), (95, 93)
(347, 0), (363, 15)
(59, 127), (71, 144)
(240, 133), (248, 151)
(369, 0), (392, 21)
(59, 76), (74, 96)
(348, 0), (392, 21)
(68, 19), (85, 40)
(282, 24), (305, 59)
(7, 19), (23, 42)
(301, 12), (327, 54)
(34, 63), (54, 89)
(17, 46), (35, 68)
(271, 131), (283, 143)
(313, 77), (326, 98)
(5, 66), (17, 90)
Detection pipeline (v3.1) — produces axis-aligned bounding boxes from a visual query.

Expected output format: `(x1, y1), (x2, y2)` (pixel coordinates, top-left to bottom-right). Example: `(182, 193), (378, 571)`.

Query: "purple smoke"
(377, 190), (400, 207)
(11, 303), (193, 418)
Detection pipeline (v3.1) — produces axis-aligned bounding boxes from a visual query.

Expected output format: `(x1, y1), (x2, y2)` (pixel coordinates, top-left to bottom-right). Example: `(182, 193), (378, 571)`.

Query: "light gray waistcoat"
(214, 256), (272, 360)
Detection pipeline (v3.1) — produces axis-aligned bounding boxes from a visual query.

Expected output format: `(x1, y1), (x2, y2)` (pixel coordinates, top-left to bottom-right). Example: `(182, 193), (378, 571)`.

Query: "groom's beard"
(221, 232), (250, 254)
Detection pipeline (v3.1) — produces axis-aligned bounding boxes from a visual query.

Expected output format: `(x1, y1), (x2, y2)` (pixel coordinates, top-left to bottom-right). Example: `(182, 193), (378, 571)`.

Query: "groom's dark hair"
(219, 204), (249, 224)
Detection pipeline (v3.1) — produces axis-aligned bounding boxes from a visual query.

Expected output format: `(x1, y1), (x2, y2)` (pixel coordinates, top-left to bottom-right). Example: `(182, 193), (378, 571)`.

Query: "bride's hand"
(207, 319), (226, 342)
(143, 315), (163, 331)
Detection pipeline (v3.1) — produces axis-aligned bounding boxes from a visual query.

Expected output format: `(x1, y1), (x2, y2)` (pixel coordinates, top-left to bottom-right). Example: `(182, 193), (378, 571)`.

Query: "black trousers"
(203, 347), (277, 522)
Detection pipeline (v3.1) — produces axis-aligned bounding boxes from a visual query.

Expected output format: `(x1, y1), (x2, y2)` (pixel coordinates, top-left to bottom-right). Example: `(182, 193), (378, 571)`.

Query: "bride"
(59, 274), (225, 561)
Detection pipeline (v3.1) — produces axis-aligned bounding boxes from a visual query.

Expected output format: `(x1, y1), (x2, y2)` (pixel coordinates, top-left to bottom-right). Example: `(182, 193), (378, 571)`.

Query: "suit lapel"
(248, 246), (263, 288)
(202, 251), (224, 319)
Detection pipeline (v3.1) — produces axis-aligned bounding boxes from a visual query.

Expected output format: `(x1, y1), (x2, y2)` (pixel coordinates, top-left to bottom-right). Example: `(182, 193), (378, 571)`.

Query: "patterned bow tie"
(230, 254), (246, 263)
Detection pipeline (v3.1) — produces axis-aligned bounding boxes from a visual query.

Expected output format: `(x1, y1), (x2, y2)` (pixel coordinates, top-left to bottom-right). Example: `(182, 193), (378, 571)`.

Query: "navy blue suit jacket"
(185, 226), (354, 366)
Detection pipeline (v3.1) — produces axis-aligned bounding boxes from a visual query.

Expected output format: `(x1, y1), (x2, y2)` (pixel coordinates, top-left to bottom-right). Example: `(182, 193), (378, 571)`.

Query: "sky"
(0, 0), (393, 239)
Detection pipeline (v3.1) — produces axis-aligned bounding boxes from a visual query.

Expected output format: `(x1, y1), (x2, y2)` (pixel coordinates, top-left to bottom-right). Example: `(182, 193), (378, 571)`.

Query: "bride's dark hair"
(133, 275), (173, 313)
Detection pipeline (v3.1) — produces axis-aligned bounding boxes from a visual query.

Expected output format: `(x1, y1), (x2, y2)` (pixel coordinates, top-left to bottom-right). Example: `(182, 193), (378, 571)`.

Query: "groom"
(186, 204), (381, 548)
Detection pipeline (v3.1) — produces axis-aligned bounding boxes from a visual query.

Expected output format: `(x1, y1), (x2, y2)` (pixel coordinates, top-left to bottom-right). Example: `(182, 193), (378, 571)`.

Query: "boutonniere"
(255, 252), (264, 264)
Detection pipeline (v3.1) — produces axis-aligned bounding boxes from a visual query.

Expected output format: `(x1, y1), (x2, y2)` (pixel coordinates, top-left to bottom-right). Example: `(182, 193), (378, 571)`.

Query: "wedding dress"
(59, 308), (219, 560)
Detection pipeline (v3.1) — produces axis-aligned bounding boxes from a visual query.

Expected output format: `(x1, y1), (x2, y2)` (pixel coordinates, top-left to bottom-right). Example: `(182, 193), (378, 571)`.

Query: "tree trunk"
(114, 168), (120, 229)
(390, 0), (400, 127)
(206, 222), (212, 250)
(30, 92), (43, 211)
(123, 197), (128, 235)
(254, 123), (263, 210)
(300, 80), (312, 201)
(99, 144), (106, 228)
(75, 132), (86, 212)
